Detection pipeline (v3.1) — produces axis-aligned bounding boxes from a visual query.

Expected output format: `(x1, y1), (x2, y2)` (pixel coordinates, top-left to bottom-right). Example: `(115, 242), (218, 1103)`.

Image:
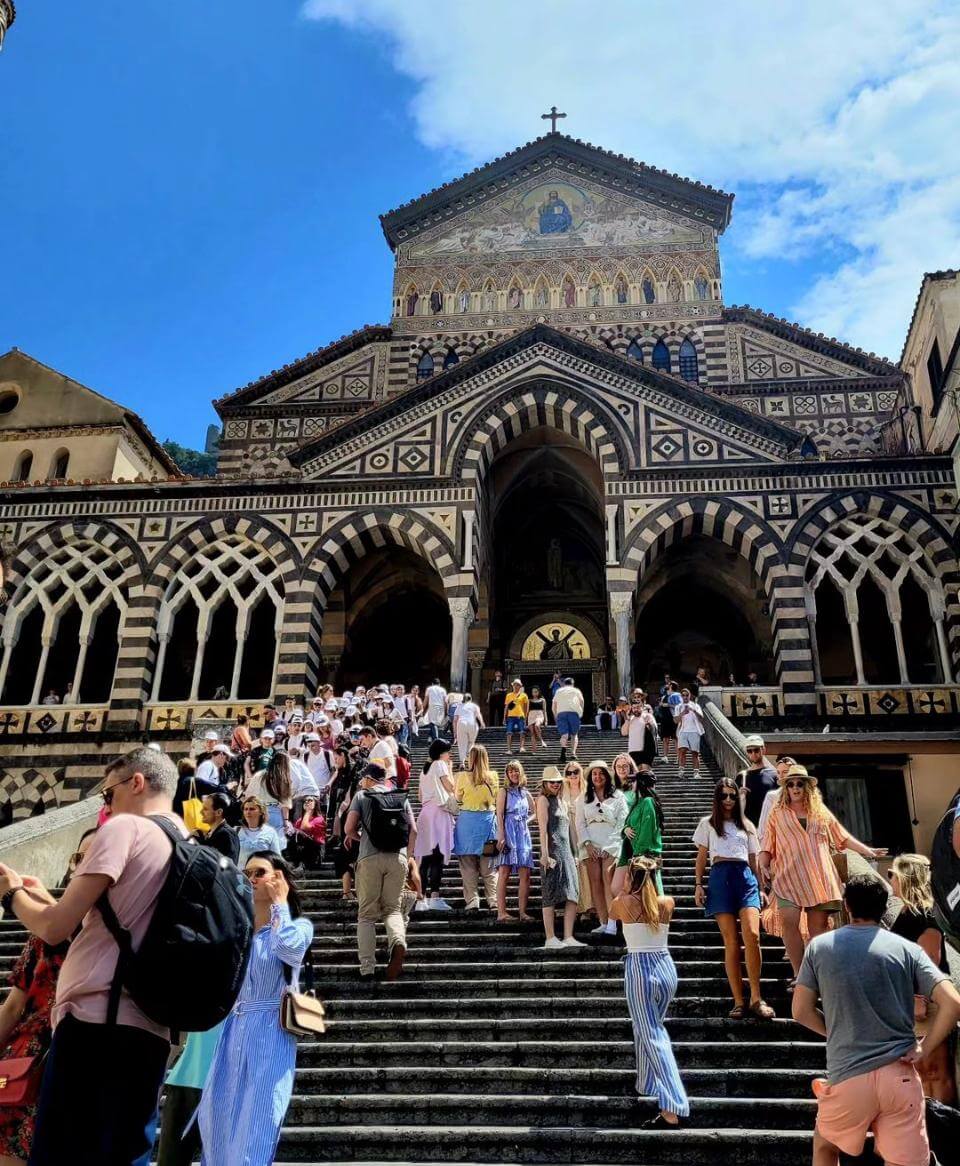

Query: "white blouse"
(623, 921), (670, 953)
(575, 791), (628, 857)
(692, 817), (758, 863)
(419, 760), (451, 806)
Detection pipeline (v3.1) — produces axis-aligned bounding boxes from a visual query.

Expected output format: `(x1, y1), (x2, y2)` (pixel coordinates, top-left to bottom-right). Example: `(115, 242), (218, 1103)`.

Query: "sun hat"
(743, 734), (765, 748)
(786, 763), (815, 785)
(585, 758), (613, 780)
(541, 765), (563, 784)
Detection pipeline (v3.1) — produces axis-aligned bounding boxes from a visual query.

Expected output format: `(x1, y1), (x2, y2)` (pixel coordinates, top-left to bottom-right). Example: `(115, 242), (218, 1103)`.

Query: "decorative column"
(462, 510), (475, 572)
(467, 650), (486, 699)
(605, 504), (618, 565)
(448, 597), (474, 692)
(609, 591), (634, 698)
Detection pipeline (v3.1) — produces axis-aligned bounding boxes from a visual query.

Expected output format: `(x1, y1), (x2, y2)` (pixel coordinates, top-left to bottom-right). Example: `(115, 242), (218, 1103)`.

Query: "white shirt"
(757, 787), (780, 843)
(678, 701), (704, 734)
(419, 760), (451, 807)
(195, 759), (220, 786)
(369, 739), (397, 779)
(425, 685), (447, 724)
(306, 747), (333, 791)
(553, 685), (584, 716)
(575, 791), (628, 857)
(692, 817), (758, 863)
(455, 701), (481, 728)
(625, 710), (657, 751)
(290, 758), (319, 798)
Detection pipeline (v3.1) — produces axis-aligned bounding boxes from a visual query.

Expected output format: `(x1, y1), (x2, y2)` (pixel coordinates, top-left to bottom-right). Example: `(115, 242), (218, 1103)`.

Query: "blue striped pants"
(624, 950), (690, 1116)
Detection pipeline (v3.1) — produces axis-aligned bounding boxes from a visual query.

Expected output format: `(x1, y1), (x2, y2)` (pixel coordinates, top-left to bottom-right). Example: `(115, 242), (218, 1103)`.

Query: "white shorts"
(678, 731), (701, 752)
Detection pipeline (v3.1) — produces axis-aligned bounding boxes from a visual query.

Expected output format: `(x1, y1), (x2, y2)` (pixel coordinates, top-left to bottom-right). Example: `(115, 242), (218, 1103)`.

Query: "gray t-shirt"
(797, 924), (947, 1084)
(348, 786), (415, 862)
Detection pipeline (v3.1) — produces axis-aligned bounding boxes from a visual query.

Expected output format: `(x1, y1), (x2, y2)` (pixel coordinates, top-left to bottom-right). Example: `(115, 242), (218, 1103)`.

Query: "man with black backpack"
(0, 746), (253, 1166)
(345, 762), (417, 981)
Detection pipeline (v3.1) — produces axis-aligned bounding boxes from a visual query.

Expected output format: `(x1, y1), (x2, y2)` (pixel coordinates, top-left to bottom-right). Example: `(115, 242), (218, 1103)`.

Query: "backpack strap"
(96, 814), (181, 1025)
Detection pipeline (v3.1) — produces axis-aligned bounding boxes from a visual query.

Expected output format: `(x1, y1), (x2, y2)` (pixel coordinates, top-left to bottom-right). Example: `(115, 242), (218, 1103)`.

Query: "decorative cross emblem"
(741, 694), (768, 716)
(830, 693), (859, 716)
(0, 524), (15, 542)
(541, 105), (567, 133)
(72, 711), (99, 732)
(917, 691), (946, 715)
(0, 712), (17, 733)
(154, 709), (182, 730)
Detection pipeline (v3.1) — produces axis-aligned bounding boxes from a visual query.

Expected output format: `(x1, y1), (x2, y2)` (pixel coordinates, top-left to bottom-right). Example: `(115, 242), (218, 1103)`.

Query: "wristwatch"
(0, 886), (23, 914)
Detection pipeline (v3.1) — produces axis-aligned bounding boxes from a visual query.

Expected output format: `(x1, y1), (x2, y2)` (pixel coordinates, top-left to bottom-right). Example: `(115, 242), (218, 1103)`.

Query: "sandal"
(749, 998), (776, 1020)
(728, 1003), (748, 1020)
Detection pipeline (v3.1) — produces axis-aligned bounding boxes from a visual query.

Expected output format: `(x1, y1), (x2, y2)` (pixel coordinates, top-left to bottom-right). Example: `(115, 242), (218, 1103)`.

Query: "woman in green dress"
(612, 756), (664, 896)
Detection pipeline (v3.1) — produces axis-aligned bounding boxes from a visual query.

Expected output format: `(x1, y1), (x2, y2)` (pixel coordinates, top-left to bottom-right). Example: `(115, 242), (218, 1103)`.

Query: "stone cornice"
(724, 306), (897, 376)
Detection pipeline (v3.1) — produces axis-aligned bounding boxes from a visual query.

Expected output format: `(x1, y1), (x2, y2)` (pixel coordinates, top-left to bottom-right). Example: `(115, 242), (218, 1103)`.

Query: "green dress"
(617, 791), (663, 890)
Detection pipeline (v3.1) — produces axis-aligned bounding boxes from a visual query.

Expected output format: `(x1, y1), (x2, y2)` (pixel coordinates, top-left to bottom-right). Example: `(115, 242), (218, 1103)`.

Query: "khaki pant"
(459, 853), (497, 909)
(356, 850), (407, 974)
(455, 722), (478, 768)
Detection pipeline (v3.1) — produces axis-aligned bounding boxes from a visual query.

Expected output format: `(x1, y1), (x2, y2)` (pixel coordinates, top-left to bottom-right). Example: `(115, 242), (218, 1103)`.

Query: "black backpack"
(930, 790), (960, 949)
(97, 815), (254, 1032)
(361, 789), (410, 852)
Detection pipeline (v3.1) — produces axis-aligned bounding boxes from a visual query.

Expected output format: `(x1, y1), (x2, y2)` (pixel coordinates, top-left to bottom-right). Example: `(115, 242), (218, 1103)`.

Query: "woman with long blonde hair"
(758, 764), (886, 980)
(494, 759), (535, 922)
(452, 743), (500, 910)
(562, 760), (593, 917)
(889, 853), (956, 1103)
(609, 857), (689, 1127)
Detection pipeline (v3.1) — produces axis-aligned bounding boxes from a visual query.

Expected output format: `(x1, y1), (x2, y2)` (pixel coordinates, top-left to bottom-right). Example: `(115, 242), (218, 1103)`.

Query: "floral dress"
(0, 935), (68, 1159)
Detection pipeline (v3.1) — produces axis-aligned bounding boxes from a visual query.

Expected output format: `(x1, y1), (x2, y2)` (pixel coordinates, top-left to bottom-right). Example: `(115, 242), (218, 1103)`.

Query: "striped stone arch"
(622, 497), (815, 710)
(448, 381), (630, 484)
(289, 510), (461, 698)
(789, 491), (960, 668)
(0, 521), (147, 712)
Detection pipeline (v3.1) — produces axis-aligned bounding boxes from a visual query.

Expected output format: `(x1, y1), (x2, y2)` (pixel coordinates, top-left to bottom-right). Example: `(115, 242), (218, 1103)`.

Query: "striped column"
(274, 583), (322, 701)
(108, 584), (163, 731)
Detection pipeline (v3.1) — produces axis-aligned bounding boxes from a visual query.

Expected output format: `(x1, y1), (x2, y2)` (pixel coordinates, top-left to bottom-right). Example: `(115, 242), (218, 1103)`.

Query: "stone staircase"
(0, 728), (881, 1163)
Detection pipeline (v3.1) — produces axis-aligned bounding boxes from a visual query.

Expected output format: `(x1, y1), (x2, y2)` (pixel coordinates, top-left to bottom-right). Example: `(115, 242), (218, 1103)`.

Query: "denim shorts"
(556, 711), (581, 737)
(705, 860), (761, 917)
(505, 716), (526, 733)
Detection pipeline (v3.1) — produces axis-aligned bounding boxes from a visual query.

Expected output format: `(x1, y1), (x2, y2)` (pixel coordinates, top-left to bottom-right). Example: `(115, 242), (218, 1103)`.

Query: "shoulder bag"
(280, 952), (326, 1038)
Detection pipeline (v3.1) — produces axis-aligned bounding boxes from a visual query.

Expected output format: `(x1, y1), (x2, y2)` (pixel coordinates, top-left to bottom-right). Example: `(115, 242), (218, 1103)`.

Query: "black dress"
(890, 905), (950, 972)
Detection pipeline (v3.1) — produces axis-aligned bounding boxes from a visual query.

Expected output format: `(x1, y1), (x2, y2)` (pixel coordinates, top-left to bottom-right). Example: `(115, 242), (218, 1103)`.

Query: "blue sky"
(3, 1), (958, 447)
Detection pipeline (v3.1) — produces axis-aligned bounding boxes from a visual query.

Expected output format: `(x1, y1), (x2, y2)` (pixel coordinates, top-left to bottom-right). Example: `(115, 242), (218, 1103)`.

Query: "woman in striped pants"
(609, 857), (689, 1127)
(198, 852), (313, 1165)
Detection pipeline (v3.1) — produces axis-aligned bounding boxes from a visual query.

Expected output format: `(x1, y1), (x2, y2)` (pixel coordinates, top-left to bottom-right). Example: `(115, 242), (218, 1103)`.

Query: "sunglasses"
(786, 780), (808, 790)
(244, 868), (270, 881)
(720, 792), (737, 802)
(101, 772), (136, 806)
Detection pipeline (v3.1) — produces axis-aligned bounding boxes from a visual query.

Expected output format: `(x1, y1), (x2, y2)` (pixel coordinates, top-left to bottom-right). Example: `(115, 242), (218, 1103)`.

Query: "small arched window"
(14, 450), (32, 482)
(652, 339), (671, 372)
(416, 352), (435, 381)
(50, 449), (70, 480)
(678, 339), (699, 383)
(443, 349), (460, 369)
(626, 340), (644, 363)
(642, 278), (656, 304)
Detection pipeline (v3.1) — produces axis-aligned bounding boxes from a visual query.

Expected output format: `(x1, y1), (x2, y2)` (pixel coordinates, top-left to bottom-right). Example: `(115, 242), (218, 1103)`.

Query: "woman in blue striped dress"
(608, 856), (689, 1127)
(198, 852), (314, 1165)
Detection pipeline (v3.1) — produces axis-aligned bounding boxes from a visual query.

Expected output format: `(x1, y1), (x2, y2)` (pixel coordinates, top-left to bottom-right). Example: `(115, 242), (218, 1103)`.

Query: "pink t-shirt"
(51, 811), (187, 1039)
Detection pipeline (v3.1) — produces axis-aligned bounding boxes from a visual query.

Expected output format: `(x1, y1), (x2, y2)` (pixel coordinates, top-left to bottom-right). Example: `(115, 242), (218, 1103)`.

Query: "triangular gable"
(723, 307), (898, 381)
(290, 325), (801, 481)
(380, 134), (733, 252)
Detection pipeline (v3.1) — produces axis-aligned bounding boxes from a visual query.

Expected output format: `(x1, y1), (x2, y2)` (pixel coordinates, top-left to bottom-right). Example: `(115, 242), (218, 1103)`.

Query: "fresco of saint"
(538, 190), (572, 234)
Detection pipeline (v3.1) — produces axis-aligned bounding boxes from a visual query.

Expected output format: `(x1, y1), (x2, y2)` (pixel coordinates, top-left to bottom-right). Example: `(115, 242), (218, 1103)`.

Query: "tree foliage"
(162, 440), (217, 478)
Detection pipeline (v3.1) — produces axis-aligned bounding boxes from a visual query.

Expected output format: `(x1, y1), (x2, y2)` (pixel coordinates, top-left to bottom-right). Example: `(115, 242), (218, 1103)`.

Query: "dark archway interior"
(900, 575), (941, 684)
(80, 602), (121, 702)
(2, 605), (43, 703)
(335, 547), (450, 692)
(238, 595), (278, 699)
(633, 535), (772, 687)
(198, 598), (239, 700)
(159, 597), (199, 701)
(486, 430), (606, 677)
(859, 576), (899, 684)
(43, 604), (82, 698)
(814, 576), (857, 684)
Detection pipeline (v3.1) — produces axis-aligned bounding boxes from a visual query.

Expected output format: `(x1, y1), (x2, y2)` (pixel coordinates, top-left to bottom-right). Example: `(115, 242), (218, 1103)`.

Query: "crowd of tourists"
(0, 678), (955, 1164)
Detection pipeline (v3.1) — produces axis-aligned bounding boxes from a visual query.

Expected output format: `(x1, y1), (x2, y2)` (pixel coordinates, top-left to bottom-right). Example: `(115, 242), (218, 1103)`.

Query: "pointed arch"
(404, 283), (419, 317)
(48, 448), (70, 480)
(417, 351), (435, 381)
(586, 273), (604, 308)
(693, 269), (711, 301)
(481, 279), (497, 313)
(651, 338), (671, 372)
(666, 269), (683, 303)
(613, 271), (630, 305)
(641, 271), (657, 304)
(678, 337), (699, 383)
(454, 280), (471, 313)
(561, 273), (577, 309)
(507, 277), (525, 311)
(626, 338), (645, 364)
(533, 274), (551, 309)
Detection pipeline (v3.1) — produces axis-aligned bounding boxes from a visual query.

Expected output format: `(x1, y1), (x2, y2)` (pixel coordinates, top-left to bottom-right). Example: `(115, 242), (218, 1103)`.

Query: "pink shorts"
(813, 1061), (928, 1166)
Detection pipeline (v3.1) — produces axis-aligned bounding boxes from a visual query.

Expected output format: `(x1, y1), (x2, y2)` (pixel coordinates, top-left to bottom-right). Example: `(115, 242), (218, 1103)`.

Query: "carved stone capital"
(448, 596), (474, 623)
(608, 591), (633, 617)
(467, 650), (487, 669)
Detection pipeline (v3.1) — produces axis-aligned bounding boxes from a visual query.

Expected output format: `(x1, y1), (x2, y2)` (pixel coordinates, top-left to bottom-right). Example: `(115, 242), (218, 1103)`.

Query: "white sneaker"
(604, 920), (618, 936)
(562, 936), (587, 947)
(590, 923), (608, 935)
(693, 769), (701, 779)
(430, 897), (453, 911)
(414, 899), (430, 912)
(543, 936), (565, 950)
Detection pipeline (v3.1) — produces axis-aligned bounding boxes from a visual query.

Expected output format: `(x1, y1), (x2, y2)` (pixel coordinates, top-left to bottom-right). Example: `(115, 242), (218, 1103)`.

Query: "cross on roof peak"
(541, 105), (566, 134)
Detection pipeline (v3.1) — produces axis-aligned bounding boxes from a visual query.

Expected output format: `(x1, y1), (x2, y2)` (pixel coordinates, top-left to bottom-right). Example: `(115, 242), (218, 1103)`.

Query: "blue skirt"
(704, 860), (761, 917)
(266, 803), (287, 851)
(453, 809), (496, 856)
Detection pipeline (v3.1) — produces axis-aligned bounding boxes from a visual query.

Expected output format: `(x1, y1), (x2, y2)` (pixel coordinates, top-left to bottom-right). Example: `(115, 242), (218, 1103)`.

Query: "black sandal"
(641, 1113), (683, 1129)
(728, 1003), (748, 1020)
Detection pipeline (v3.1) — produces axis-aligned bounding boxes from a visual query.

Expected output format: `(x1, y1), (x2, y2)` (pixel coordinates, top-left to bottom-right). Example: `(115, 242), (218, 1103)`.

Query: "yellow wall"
(0, 431), (122, 483)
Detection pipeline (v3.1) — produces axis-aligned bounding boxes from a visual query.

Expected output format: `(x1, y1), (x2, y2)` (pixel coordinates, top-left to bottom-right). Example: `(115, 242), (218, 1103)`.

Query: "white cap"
(343, 691), (354, 700)
(211, 745), (233, 759)
(203, 730), (220, 742)
(260, 728), (275, 740)
(325, 700), (337, 711)
(304, 732), (321, 743)
(315, 715), (329, 727)
(346, 705), (358, 716)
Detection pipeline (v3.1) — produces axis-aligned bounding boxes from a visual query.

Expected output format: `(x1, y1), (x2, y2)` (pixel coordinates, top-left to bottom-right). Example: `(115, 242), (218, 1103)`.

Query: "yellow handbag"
(182, 779), (209, 834)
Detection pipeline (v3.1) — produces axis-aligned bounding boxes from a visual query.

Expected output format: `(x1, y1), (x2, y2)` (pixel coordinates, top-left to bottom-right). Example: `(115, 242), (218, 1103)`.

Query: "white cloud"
(303, 0), (960, 358)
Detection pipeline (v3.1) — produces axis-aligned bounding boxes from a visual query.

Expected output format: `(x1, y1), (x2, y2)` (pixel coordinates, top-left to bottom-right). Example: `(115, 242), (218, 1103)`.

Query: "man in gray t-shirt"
(793, 875), (960, 1166)
(344, 763), (417, 981)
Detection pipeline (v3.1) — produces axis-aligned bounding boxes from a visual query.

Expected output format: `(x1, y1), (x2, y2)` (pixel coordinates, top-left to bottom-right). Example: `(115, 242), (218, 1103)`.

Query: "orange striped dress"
(760, 803), (850, 908)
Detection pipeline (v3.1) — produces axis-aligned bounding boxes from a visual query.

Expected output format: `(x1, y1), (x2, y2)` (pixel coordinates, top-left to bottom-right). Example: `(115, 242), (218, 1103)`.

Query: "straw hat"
(785, 762), (816, 786)
(584, 758), (612, 780)
(541, 765), (563, 785)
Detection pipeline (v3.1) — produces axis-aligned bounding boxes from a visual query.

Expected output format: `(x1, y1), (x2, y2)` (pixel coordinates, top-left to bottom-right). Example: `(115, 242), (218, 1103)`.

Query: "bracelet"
(0, 887), (23, 914)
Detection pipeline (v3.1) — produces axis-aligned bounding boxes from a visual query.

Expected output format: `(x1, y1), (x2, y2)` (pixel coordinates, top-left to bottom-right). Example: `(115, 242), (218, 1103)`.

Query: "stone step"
(283, 1093), (817, 1130)
(271, 1125), (816, 1164)
(320, 995), (790, 1020)
(294, 1039), (824, 1070)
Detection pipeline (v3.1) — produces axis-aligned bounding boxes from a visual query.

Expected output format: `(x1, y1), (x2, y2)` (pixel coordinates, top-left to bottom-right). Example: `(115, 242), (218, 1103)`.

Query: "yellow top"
(454, 769), (500, 811)
(504, 690), (529, 720)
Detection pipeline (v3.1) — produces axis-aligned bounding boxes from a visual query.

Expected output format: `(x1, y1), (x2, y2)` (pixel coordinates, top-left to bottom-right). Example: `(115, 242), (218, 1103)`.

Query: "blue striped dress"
(197, 903), (314, 1165)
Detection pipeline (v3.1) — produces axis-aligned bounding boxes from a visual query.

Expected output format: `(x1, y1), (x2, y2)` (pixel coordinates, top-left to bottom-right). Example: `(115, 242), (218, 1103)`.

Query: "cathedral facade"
(0, 133), (958, 843)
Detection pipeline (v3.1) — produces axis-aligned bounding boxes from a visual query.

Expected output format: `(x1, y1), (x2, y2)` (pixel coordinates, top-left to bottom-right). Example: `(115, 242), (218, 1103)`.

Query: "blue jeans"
(29, 1013), (169, 1165)
(396, 721), (409, 747)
